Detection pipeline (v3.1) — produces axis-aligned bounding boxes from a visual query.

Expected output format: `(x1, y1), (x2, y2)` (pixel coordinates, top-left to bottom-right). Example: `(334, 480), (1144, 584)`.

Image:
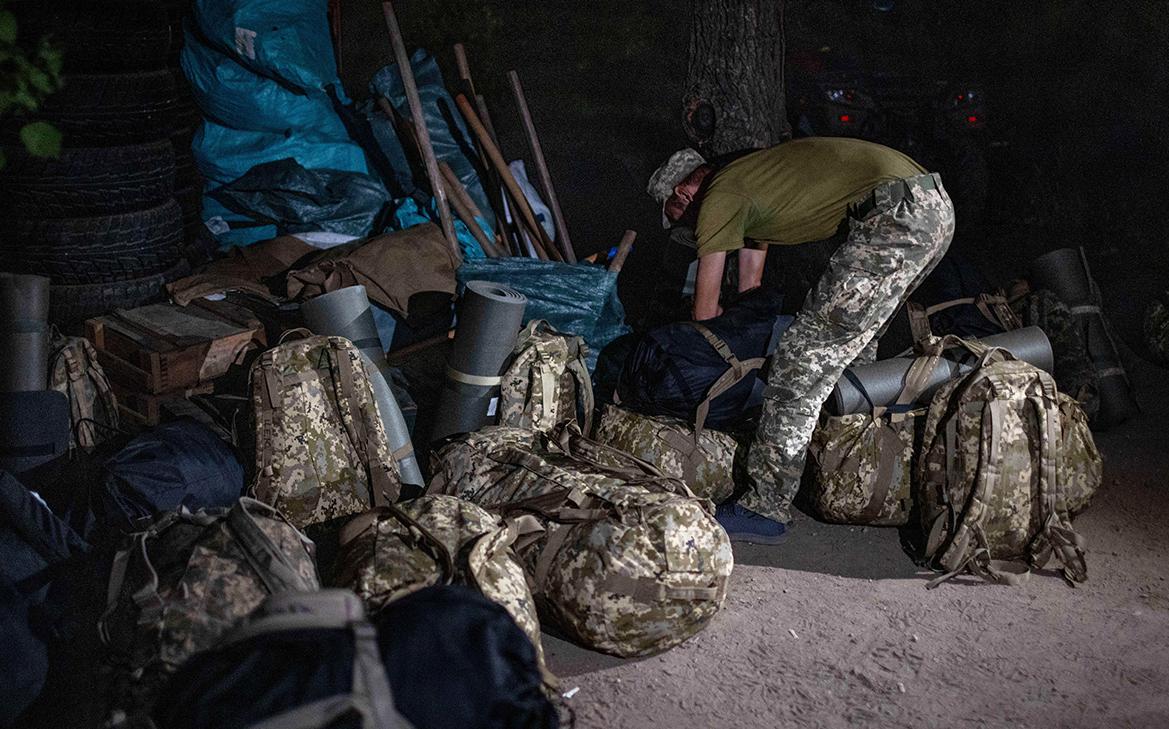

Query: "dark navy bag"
(617, 287), (792, 430)
(86, 419), (243, 537)
(0, 470), (89, 727)
(154, 586), (558, 729)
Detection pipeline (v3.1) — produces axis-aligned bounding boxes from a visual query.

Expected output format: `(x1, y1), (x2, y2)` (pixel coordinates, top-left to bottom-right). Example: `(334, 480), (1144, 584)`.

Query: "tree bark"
(685, 0), (787, 157)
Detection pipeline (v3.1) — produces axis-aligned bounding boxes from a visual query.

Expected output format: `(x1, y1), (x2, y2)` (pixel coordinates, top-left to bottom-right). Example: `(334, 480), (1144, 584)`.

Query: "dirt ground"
(544, 360), (1169, 728)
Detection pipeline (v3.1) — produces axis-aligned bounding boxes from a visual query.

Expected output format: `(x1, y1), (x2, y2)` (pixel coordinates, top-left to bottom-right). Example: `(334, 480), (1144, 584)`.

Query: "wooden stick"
(451, 44), (514, 252)
(475, 96), (558, 262)
(454, 93), (562, 262)
(471, 94), (522, 256)
(443, 176), (501, 257)
(381, 1), (461, 265)
(439, 161), (484, 219)
(508, 70), (576, 263)
(453, 43), (474, 92)
(379, 100), (501, 258)
(608, 230), (637, 272)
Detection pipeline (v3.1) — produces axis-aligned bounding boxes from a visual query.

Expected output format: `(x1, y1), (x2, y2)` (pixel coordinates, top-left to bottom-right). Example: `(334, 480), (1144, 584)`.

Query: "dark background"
(338, 0), (1168, 351)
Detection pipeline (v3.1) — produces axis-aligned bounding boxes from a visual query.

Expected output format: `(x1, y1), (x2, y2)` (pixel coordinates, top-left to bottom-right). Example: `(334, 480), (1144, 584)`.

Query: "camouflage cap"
(647, 148), (706, 204)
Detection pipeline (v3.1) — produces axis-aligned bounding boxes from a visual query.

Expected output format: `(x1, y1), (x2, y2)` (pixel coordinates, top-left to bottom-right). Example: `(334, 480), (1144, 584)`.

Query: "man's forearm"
(693, 251), (727, 321)
(739, 247), (766, 292)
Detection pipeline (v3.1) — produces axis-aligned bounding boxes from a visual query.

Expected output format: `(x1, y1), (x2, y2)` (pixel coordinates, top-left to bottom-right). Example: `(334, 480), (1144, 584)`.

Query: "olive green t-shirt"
(695, 138), (926, 257)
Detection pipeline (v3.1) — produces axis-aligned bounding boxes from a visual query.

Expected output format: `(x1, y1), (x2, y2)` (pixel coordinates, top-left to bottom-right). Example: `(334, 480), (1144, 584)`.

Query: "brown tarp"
(285, 224), (457, 316)
(168, 236), (316, 305)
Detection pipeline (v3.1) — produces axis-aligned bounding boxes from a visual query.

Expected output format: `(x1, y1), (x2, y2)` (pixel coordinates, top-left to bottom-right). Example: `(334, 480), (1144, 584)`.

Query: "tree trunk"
(684, 0), (787, 157)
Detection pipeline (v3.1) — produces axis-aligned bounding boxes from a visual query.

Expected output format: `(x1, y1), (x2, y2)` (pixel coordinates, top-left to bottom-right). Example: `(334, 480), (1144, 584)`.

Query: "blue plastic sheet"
(189, 0), (339, 92)
(211, 158), (390, 238)
(182, 0), (376, 247)
(457, 258), (631, 371)
(370, 50), (493, 225)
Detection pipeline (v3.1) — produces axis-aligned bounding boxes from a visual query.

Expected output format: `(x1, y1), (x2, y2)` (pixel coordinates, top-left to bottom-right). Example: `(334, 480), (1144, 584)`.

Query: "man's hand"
(693, 251), (727, 321)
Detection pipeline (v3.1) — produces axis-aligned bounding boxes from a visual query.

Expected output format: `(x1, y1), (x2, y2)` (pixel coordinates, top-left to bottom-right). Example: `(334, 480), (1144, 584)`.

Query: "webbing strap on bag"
(332, 340), (394, 507)
(225, 498), (316, 595)
(907, 294), (1021, 344)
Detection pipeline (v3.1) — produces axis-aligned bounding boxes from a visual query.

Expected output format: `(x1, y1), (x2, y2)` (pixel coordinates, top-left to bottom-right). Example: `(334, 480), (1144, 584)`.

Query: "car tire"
(6, 200), (185, 285)
(25, 71), (179, 146)
(48, 259), (190, 328)
(0, 141), (176, 218)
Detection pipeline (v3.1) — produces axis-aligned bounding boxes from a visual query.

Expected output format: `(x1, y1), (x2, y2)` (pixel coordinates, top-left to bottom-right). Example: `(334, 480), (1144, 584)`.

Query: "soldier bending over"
(649, 137), (954, 544)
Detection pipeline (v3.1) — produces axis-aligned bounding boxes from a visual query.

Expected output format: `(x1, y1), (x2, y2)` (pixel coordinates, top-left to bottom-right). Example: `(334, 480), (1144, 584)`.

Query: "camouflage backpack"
(593, 403), (740, 504)
(49, 329), (119, 448)
(334, 495), (550, 677)
(916, 339), (1089, 588)
(499, 320), (594, 434)
(806, 350), (942, 527)
(249, 335), (400, 529)
(99, 497), (320, 725)
(1144, 290), (1169, 366)
(430, 422), (733, 658)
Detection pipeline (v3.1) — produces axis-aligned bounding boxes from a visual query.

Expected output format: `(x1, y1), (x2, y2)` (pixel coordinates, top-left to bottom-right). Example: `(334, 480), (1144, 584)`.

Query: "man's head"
(648, 149), (709, 226)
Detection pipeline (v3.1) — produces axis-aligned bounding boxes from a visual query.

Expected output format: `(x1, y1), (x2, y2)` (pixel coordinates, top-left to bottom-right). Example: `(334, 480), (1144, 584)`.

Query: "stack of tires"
(0, 1), (203, 330)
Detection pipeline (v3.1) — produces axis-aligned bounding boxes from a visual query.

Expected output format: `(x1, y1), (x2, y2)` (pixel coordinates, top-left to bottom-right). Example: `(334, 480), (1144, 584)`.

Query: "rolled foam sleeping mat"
(302, 286), (424, 487)
(1095, 366), (1140, 427)
(1029, 248), (1093, 304)
(0, 325), (49, 393)
(0, 272), (49, 324)
(1028, 247), (1138, 426)
(827, 326), (1054, 416)
(0, 390), (70, 474)
(430, 281), (527, 442)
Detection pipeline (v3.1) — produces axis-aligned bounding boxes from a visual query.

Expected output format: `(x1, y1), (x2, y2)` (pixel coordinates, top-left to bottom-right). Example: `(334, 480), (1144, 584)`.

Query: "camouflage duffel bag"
(430, 422), (733, 657)
(99, 497), (319, 726)
(248, 334), (400, 529)
(1144, 290), (1169, 366)
(805, 351), (940, 527)
(499, 319), (594, 434)
(593, 403), (740, 504)
(333, 494), (550, 675)
(917, 338), (1088, 588)
(806, 409), (921, 526)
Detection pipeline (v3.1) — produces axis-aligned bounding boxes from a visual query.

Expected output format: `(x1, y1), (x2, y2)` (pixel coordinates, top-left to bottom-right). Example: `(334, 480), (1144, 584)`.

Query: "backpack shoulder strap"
(331, 340), (395, 506)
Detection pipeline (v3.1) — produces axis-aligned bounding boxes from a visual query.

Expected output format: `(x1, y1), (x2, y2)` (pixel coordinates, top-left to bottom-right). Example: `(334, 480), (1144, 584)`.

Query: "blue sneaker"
(715, 502), (789, 545)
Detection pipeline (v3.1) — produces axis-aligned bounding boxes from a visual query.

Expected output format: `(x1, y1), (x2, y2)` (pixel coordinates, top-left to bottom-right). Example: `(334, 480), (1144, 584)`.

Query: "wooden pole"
(381, 1), (461, 265)
(608, 230), (637, 272)
(453, 43), (474, 91)
(451, 43), (513, 254)
(378, 99), (501, 259)
(440, 162), (484, 219)
(471, 94), (522, 255)
(508, 70), (576, 263)
(454, 93), (562, 262)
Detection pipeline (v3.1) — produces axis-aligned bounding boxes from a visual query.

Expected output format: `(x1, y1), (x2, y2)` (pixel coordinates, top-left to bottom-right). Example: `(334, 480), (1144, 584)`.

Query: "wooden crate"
(86, 300), (265, 395)
(111, 381), (214, 426)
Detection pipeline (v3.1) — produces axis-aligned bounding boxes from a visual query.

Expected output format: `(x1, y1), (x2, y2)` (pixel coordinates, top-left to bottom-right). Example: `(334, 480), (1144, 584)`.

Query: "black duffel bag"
(616, 287), (791, 430)
(154, 586), (560, 729)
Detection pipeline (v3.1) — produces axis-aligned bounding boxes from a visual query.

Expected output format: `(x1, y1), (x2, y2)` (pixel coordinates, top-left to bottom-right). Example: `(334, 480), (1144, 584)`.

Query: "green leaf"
(0, 11), (17, 45)
(19, 121), (61, 157)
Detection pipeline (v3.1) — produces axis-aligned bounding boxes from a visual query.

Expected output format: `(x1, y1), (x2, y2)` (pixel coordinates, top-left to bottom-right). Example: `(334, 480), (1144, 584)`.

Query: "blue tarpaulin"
(457, 258), (631, 371)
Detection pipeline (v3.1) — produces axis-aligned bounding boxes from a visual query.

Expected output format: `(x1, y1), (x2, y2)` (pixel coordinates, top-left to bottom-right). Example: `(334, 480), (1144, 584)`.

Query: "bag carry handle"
(907, 294), (1022, 344)
(339, 504), (457, 584)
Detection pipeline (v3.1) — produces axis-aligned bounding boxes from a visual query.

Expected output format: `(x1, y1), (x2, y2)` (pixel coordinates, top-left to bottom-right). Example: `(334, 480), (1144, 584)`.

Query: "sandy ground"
(545, 361), (1169, 729)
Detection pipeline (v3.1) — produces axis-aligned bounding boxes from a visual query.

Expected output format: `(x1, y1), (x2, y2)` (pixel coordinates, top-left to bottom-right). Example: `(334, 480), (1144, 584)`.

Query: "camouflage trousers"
(743, 174), (955, 524)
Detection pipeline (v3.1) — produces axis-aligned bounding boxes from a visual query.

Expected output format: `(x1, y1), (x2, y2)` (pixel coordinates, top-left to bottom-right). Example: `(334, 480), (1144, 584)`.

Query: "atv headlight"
(824, 88), (873, 108)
